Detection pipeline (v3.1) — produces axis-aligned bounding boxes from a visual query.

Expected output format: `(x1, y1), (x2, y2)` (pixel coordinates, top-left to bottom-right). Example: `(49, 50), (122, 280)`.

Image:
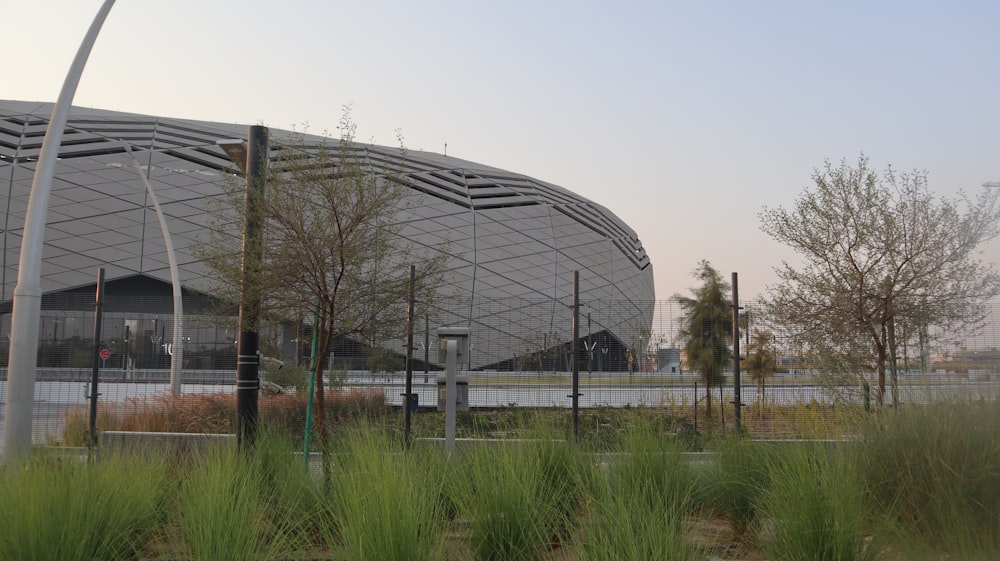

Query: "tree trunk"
(887, 314), (899, 407)
(704, 369), (713, 422)
(313, 317), (334, 492)
(876, 328), (887, 407)
(758, 379), (765, 415)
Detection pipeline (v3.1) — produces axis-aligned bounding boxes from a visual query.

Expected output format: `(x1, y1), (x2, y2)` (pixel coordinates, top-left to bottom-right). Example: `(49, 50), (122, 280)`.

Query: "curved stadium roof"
(0, 100), (654, 369)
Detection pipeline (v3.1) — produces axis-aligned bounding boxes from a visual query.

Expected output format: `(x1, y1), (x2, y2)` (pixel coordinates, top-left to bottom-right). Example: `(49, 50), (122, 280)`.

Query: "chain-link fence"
(2, 297), (999, 447)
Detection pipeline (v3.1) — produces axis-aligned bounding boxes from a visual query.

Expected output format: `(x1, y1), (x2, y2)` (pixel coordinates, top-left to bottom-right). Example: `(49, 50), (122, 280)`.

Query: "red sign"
(99, 348), (111, 360)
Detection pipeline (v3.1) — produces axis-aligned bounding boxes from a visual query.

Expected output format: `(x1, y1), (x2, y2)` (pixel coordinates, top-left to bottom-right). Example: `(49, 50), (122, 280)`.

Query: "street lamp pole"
(121, 141), (184, 395)
(1, 0), (116, 463)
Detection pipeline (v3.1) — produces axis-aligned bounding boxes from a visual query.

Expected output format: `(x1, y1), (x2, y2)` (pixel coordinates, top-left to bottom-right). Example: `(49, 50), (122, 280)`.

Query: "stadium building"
(0, 100), (654, 372)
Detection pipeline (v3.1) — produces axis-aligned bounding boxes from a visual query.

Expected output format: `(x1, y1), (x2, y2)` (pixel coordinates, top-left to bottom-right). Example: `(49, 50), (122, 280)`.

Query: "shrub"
(367, 346), (404, 373)
(857, 400), (1000, 557)
(61, 388), (388, 447)
(263, 365), (308, 392)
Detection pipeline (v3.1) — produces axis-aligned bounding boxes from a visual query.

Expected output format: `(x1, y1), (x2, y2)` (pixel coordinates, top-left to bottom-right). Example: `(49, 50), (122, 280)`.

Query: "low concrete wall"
(101, 431), (235, 457)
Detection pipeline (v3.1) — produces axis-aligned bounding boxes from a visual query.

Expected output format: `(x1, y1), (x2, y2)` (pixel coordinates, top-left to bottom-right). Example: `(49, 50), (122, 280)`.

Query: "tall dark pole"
(88, 267), (106, 459)
(122, 324), (130, 378)
(731, 272), (742, 434)
(587, 312), (592, 374)
(403, 265), (416, 448)
(570, 271), (580, 439)
(236, 125), (268, 451)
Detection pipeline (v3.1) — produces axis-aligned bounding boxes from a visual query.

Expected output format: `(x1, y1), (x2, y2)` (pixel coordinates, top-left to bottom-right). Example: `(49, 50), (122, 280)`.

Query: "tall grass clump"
(759, 442), (875, 561)
(61, 392), (235, 445)
(745, 401), (863, 439)
(0, 453), (166, 561)
(577, 490), (698, 561)
(176, 439), (307, 561)
(454, 436), (582, 561)
(577, 425), (700, 561)
(246, 431), (326, 551)
(608, 424), (698, 513)
(536, 438), (589, 543)
(857, 400), (1000, 558)
(323, 425), (447, 561)
(700, 437), (776, 543)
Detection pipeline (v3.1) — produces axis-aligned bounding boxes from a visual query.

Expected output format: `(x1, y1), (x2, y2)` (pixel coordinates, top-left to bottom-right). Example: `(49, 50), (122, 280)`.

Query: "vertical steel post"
(236, 125), (268, 451)
(302, 313), (319, 469)
(693, 377), (698, 432)
(570, 271), (580, 439)
(122, 324), (130, 378)
(1, 0), (115, 464)
(403, 265), (416, 448)
(732, 272), (742, 433)
(444, 339), (458, 454)
(88, 268), (106, 459)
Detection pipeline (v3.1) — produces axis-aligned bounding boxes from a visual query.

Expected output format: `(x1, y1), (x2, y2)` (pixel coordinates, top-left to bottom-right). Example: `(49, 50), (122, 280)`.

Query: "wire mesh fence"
(2, 297), (999, 447)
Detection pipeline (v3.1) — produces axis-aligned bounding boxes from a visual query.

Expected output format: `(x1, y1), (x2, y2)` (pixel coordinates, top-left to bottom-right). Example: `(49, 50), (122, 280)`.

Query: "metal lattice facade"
(0, 100), (654, 369)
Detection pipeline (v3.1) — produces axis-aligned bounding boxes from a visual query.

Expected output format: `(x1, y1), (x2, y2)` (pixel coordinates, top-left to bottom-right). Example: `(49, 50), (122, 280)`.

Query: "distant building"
(657, 348), (682, 373)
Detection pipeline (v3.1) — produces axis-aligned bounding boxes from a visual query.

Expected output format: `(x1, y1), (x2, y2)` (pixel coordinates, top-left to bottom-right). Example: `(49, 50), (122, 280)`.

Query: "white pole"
(444, 339), (457, 454)
(1, 0), (116, 463)
(121, 141), (183, 395)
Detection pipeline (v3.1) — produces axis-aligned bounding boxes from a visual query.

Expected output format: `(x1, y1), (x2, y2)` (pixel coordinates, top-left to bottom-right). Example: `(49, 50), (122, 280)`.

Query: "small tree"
(367, 346), (404, 374)
(627, 326), (653, 375)
(545, 331), (567, 374)
(518, 329), (545, 374)
(645, 330), (669, 372)
(744, 327), (777, 412)
(675, 261), (732, 422)
(760, 155), (1000, 405)
(201, 108), (447, 486)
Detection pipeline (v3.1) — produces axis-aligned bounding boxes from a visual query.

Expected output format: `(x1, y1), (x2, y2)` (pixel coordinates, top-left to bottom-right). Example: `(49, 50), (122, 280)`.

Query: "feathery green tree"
(675, 261), (732, 422)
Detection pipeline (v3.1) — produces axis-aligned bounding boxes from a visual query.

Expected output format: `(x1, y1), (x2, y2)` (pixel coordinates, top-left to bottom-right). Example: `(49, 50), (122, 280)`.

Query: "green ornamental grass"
(9, 398), (1000, 560)
(578, 425), (699, 561)
(455, 441), (564, 561)
(177, 441), (305, 561)
(857, 400), (1000, 558)
(759, 442), (875, 561)
(324, 426), (447, 561)
(0, 453), (166, 561)
(701, 436), (775, 542)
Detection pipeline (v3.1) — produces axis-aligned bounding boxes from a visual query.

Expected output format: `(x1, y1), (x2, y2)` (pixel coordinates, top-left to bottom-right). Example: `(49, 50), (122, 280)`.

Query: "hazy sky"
(6, 0), (1000, 302)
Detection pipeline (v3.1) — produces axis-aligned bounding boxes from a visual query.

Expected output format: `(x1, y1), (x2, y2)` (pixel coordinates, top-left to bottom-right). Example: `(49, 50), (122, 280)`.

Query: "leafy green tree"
(760, 155), (1000, 405)
(675, 261), (732, 422)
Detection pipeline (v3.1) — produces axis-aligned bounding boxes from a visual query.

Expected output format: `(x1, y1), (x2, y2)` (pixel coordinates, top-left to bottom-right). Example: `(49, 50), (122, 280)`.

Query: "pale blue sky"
(6, 0), (1000, 301)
